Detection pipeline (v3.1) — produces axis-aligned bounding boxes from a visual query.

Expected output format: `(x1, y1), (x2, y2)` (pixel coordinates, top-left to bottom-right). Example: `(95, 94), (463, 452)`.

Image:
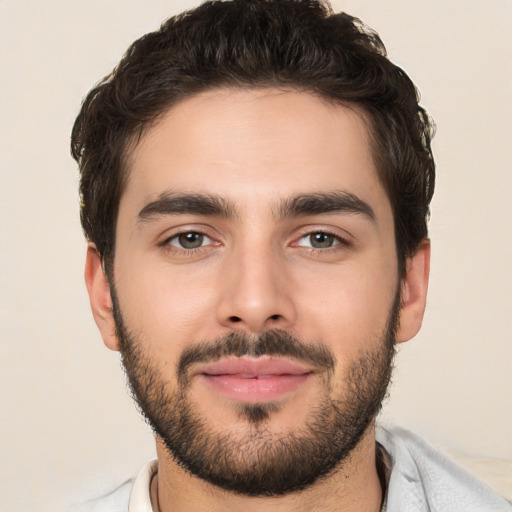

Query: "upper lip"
(194, 356), (314, 377)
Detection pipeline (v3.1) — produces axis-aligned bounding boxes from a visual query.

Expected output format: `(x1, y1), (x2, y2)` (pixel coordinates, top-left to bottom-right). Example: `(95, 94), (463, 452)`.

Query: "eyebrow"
(137, 190), (375, 224)
(276, 192), (376, 221)
(137, 192), (237, 223)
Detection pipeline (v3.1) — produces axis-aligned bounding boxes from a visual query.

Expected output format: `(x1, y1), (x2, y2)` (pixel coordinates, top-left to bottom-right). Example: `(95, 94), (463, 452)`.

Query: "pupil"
(311, 233), (333, 248)
(179, 232), (203, 249)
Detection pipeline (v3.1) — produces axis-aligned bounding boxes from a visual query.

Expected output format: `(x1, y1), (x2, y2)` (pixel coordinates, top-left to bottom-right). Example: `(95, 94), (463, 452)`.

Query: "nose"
(216, 245), (297, 334)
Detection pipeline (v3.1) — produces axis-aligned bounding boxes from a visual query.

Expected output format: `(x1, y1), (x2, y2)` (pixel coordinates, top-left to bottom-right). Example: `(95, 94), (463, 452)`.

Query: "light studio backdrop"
(1, 1), (511, 510)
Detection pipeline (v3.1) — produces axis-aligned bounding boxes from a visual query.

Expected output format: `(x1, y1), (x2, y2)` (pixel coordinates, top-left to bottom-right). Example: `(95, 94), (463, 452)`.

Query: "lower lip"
(199, 373), (312, 402)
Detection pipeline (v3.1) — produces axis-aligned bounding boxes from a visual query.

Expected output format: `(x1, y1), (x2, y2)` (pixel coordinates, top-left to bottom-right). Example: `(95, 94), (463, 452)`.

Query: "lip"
(194, 356), (314, 403)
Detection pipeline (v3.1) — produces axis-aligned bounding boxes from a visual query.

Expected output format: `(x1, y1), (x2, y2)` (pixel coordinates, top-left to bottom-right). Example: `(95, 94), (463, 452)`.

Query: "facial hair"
(112, 288), (399, 497)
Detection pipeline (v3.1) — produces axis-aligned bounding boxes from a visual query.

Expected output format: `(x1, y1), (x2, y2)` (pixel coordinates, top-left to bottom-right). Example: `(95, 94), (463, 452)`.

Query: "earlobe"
(84, 244), (120, 351)
(396, 239), (431, 344)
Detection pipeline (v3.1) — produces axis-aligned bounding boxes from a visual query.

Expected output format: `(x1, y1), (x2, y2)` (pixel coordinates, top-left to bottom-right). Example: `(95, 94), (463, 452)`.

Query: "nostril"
(269, 314), (280, 320)
(229, 316), (242, 323)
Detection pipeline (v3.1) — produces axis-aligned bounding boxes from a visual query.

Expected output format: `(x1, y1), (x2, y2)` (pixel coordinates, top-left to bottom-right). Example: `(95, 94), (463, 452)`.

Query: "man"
(71, 1), (510, 510)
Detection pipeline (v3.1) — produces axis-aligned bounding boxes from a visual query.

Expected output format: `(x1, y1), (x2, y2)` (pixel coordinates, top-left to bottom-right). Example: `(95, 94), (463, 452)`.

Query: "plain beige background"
(1, 0), (511, 510)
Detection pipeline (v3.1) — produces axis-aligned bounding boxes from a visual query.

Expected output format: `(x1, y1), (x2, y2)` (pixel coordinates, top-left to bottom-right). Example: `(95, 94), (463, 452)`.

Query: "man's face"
(95, 88), (412, 494)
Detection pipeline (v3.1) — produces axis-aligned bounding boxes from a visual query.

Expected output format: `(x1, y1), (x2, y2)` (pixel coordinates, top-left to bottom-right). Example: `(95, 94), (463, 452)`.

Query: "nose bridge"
(217, 236), (295, 333)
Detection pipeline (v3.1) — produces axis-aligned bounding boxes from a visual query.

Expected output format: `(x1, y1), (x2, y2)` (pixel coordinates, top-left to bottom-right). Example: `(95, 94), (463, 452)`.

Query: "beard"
(112, 288), (399, 497)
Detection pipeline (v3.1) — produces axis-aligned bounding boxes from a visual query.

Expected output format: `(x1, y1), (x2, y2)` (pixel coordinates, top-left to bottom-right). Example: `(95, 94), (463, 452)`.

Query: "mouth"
(194, 356), (315, 403)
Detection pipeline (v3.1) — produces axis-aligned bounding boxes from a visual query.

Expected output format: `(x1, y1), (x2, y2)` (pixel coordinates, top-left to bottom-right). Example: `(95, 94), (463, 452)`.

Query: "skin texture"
(85, 88), (430, 512)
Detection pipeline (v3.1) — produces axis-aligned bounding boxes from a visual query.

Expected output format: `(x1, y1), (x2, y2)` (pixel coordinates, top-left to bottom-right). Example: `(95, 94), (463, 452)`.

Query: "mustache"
(177, 329), (335, 381)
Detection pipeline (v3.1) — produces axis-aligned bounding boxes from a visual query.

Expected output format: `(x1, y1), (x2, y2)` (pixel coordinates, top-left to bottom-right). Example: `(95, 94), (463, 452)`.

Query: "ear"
(396, 239), (431, 343)
(84, 243), (120, 351)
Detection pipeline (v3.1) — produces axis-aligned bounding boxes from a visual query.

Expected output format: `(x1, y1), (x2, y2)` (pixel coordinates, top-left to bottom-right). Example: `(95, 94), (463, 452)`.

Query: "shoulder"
(67, 479), (132, 512)
(376, 425), (511, 512)
(68, 459), (157, 512)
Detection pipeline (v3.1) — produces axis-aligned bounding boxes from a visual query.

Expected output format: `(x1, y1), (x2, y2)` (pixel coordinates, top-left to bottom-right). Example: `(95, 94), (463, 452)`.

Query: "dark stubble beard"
(112, 286), (399, 497)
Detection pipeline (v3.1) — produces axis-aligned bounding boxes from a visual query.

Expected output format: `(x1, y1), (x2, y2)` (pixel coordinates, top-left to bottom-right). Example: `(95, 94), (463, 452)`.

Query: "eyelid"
(158, 223), (216, 240)
(296, 233), (342, 248)
(291, 226), (353, 247)
(158, 225), (222, 250)
(167, 232), (213, 248)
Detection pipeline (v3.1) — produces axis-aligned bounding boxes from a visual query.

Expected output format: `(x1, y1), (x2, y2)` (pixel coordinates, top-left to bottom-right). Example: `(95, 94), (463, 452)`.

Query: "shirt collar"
(129, 459), (158, 512)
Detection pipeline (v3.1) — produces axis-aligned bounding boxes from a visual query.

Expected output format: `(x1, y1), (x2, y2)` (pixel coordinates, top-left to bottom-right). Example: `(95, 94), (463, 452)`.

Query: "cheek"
(114, 256), (222, 352)
(293, 260), (397, 356)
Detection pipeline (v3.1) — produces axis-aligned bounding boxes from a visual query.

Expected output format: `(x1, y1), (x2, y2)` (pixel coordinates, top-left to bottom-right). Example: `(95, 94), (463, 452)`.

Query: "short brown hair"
(71, 0), (435, 277)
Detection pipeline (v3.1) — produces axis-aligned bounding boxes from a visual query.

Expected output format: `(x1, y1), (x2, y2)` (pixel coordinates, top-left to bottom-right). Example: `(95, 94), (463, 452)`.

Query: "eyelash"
(294, 230), (351, 252)
(160, 229), (216, 255)
(158, 228), (351, 256)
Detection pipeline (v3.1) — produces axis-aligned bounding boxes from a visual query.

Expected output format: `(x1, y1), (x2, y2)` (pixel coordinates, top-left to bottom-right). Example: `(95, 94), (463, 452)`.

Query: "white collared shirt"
(81, 426), (511, 511)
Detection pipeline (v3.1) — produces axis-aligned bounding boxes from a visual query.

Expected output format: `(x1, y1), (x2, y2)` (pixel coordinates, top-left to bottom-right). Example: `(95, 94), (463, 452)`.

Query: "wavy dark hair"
(71, 0), (435, 277)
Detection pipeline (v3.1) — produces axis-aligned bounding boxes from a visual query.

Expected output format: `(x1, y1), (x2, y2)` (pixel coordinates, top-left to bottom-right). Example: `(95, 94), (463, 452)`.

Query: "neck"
(153, 425), (383, 512)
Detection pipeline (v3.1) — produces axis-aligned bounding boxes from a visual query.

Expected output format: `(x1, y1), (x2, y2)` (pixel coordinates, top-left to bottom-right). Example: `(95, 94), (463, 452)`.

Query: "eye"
(297, 232), (343, 249)
(168, 231), (213, 249)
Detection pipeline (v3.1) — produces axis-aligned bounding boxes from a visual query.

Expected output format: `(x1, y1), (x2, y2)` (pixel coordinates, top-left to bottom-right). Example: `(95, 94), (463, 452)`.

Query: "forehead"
(122, 88), (390, 221)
